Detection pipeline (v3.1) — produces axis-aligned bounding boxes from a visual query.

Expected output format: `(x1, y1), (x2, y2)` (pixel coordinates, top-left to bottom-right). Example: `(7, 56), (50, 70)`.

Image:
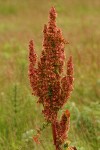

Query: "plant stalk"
(52, 122), (58, 150)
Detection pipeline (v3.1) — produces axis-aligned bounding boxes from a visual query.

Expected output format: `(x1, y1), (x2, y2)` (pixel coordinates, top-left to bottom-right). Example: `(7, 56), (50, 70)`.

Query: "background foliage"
(0, 0), (99, 150)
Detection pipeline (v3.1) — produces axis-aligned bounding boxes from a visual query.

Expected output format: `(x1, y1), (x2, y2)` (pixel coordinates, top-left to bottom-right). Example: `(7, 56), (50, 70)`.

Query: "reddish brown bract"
(29, 7), (74, 150)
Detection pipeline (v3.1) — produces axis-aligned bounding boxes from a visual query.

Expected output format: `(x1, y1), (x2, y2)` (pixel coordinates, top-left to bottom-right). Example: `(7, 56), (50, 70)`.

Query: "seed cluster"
(29, 7), (75, 150)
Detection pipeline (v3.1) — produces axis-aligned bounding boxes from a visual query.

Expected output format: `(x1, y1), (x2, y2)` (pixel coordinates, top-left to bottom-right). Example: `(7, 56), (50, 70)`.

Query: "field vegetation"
(0, 0), (99, 150)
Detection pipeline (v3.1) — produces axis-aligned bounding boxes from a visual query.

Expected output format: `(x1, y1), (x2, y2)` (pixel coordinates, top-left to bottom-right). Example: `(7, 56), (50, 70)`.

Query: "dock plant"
(28, 7), (77, 150)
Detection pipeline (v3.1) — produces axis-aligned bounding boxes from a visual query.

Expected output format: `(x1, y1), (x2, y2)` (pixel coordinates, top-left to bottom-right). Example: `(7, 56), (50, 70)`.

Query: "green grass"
(0, 0), (99, 150)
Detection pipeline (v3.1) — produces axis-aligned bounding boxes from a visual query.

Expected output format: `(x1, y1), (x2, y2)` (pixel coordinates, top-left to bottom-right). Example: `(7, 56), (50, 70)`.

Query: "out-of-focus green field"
(0, 0), (99, 150)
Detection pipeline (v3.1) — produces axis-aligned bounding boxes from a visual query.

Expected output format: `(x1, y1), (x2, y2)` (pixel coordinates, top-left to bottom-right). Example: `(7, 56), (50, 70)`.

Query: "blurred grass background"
(0, 0), (100, 150)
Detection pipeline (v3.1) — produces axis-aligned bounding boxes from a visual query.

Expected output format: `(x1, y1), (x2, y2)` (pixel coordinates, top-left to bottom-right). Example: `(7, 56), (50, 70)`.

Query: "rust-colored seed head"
(28, 7), (75, 150)
(29, 7), (74, 122)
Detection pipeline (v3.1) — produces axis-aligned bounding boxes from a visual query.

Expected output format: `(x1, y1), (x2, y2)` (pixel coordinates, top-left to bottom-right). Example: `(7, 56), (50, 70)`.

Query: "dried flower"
(28, 7), (76, 150)
(29, 7), (73, 122)
(33, 134), (40, 144)
(55, 110), (70, 148)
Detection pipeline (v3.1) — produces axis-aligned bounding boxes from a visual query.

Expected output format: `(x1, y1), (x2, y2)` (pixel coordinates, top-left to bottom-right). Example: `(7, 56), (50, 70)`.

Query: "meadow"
(0, 0), (100, 150)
